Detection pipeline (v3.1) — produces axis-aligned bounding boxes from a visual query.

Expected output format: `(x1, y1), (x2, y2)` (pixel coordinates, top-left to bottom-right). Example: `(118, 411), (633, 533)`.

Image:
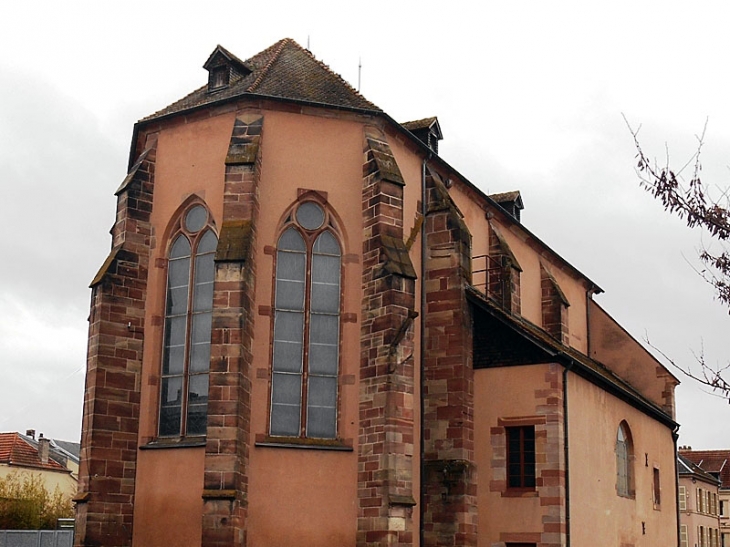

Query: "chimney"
(26, 429), (35, 440)
(38, 434), (49, 464)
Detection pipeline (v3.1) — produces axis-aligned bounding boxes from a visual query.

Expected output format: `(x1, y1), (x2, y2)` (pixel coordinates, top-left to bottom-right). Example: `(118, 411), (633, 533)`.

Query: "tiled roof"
(401, 117), (438, 131)
(0, 432), (69, 472)
(679, 449), (730, 488)
(678, 453), (721, 485)
(143, 38), (380, 122)
(489, 190), (521, 204)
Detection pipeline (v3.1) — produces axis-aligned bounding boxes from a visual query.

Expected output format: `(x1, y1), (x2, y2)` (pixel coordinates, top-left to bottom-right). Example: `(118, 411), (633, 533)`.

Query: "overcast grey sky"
(1, 0), (729, 448)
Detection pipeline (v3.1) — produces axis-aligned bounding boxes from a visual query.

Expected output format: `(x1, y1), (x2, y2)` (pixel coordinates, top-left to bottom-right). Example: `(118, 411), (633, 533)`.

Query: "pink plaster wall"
(132, 447), (205, 546)
(567, 372), (677, 547)
(588, 299), (678, 415)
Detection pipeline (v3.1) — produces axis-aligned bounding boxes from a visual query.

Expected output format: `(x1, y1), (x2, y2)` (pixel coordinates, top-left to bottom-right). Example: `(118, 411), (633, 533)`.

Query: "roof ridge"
(247, 38), (291, 93)
(248, 38), (378, 110)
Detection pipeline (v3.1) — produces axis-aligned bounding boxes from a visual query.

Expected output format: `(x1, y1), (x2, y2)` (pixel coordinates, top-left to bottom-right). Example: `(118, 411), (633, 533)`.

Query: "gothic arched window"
(616, 421), (635, 498)
(159, 204), (217, 437)
(270, 200), (342, 439)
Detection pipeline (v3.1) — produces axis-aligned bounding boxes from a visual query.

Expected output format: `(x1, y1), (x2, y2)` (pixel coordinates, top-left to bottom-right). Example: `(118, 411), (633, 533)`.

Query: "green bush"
(0, 471), (73, 529)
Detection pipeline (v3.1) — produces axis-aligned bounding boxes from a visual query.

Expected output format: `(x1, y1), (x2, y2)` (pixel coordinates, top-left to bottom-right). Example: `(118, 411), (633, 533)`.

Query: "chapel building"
(74, 38), (681, 547)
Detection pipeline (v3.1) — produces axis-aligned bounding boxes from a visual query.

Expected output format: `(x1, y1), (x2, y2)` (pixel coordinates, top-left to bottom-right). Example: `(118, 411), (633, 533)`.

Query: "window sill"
(255, 435), (353, 451)
(140, 437), (206, 450)
(501, 489), (538, 498)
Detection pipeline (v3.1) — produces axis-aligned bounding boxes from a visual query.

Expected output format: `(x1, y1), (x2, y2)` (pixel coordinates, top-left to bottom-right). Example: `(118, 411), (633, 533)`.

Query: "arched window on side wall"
(159, 204), (217, 438)
(269, 200), (342, 439)
(616, 421), (635, 498)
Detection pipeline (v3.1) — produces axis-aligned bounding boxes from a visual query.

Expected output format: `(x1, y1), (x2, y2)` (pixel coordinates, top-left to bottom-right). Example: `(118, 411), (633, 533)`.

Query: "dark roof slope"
(680, 449), (730, 488)
(678, 453), (721, 485)
(489, 190), (521, 204)
(402, 117), (438, 132)
(468, 287), (676, 428)
(144, 38), (380, 122)
(0, 432), (69, 472)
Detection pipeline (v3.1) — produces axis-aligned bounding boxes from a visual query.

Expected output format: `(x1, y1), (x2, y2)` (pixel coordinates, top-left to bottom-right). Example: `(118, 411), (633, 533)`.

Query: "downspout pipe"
(673, 424), (681, 547)
(419, 155), (430, 547)
(562, 358), (574, 547)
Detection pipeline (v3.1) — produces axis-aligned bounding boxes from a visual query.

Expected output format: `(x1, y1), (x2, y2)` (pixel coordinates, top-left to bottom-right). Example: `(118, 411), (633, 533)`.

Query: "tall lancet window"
(159, 204), (217, 437)
(616, 421), (635, 498)
(270, 201), (342, 439)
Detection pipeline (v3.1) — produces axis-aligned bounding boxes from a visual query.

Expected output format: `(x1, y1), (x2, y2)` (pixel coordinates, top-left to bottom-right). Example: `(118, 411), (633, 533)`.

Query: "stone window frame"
(616, 420), (635, 499)
(157, 200), (218, 439)
(652, 466), (661, 509)
(492, 415), (546, 498)
(267, 194), (344, 441)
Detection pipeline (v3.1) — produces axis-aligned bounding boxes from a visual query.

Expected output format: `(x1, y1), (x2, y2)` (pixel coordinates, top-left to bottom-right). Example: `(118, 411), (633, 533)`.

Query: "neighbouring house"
(74, 38), (681, 547)
(0, 431), (77, 499)
(680, 448), (730, 547)
(678, 453), (722, 547)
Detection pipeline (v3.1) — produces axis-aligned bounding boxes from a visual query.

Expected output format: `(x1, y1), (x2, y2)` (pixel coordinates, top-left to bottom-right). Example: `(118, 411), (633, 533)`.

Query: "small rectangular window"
(506, 426), (536, 489)
(721, 499), (728, 517)
(653, 467), (661, 507)
(680, 524), (688, 547)
(210, 66), (230, 89)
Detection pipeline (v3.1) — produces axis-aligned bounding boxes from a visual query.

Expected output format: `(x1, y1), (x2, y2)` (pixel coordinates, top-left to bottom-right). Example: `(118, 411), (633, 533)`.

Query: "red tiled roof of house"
(0, 432), (68, 472)
(143, 38), (380, 122)
(679, 449), (730, 488)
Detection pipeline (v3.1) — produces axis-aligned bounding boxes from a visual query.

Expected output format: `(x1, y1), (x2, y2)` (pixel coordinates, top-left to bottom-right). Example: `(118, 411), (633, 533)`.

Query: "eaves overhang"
(467, 286), (677, 430)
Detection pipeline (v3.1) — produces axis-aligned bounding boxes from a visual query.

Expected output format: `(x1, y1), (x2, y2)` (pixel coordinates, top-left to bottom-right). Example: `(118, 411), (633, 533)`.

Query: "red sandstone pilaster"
(422, 169), (477, 547)
(358, 127), (417, 547)
(201, 112), (263, 547)
(75, 137), (157, 547)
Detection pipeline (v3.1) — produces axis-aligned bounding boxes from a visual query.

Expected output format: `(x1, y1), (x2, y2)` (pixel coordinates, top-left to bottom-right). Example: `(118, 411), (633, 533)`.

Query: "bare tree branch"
(626, 114), (730, 398)
(644, 333), (730, 400)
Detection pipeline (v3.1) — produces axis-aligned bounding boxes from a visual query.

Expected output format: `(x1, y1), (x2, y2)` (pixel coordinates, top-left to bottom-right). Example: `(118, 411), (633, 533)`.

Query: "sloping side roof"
(0, 433), (69, 472)
(680, 449), (730, 488)
(467, 287), (676, 428)
(144, 38), (380, 122)
(678, 453), (721, 485)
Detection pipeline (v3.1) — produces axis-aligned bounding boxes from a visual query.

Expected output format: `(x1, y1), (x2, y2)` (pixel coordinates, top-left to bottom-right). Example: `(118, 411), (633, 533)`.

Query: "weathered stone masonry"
(358, 127), (418, 547)
(202, 112), (263, 547)
(75, 138), (156, 547)
(422, 168), (478, 547)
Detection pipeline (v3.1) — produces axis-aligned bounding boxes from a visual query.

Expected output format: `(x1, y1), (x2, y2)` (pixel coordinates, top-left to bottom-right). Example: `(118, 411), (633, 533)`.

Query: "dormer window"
(401, 116), (443, 154)
(203, 45), (251, 94)
(209, 65), (230, 91)
(489, 190), (524, 223)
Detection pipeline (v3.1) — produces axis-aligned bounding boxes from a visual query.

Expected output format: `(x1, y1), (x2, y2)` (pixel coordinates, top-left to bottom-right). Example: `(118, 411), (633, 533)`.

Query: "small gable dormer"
(489, 190), (524, 223)
(203, 45), (251, 93)
(402, 116), (443, 154)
